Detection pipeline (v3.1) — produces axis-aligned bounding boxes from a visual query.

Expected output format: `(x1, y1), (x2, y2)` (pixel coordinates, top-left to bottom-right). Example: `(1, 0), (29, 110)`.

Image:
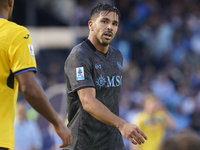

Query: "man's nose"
(107, 23), (113, 31)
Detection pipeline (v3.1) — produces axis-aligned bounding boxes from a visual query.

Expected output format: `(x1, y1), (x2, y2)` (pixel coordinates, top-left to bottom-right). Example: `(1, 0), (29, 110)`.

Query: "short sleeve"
(9, 26), (37, 75)
(65, 49), (95, 93)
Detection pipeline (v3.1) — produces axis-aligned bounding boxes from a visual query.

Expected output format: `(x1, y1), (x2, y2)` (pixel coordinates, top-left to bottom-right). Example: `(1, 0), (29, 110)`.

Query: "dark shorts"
(0, 148), (8, 150)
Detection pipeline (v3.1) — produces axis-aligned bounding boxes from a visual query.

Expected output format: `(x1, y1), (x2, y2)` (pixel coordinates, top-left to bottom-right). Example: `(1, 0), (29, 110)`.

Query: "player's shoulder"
(6, 20), (27, 30)
(109, 45), (123, 57)
(70, 40), (89, 55)
(5, 20), (29, 35)
(110, 45), (121, 52)
(66, 41), (92, 65)
(75, 40), (88, 51)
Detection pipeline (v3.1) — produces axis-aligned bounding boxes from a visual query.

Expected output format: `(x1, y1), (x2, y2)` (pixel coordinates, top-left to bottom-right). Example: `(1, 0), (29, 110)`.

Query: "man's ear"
(88, 20), (94, 31)
(8, 0), (13, 7)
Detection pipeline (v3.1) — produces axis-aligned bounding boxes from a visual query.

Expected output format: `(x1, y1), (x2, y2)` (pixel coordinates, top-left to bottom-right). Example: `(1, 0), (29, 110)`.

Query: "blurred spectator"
(130, 93), (174, 150)
(14, 101), (42, 150)
(45, 61), (65, 88)
(159, 129), (200, 150)
(50, 0), (75, 25)
(150, 71), (176, 106)
(73, 0), (93, 26)
(190, 105), (200, 134)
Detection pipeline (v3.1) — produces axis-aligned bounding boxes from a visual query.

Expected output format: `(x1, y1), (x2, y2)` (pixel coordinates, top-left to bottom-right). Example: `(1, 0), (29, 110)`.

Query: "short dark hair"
(90, 3), (121, 20)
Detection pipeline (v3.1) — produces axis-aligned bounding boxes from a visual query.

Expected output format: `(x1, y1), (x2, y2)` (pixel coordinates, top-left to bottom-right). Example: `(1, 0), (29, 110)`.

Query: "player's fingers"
(70, 134), (72, 144)
(67, 129), (72, 144)
(137, 129), (148, 140)
(59, 142), (65, 148)
(129, 137), (137, 145)
(66, 135), (72, 146)
(137, 133), (145, 144)
(129, 129), (145, 144)
(59, 138), (68, 148)
(131, 134), (143, 145)
(60, 135), (72, 148)
(59, 139), (66, 148)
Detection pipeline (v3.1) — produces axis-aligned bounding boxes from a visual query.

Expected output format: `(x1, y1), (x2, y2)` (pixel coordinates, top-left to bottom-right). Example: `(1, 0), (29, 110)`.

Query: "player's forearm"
(82, 96), (126, 129)
(78, 88), (127, 129)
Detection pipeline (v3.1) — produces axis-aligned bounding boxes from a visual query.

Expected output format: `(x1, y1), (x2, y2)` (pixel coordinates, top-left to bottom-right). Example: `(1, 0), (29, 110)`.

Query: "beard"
(96, 35), (112, 46)
(101, 40), (110, 46)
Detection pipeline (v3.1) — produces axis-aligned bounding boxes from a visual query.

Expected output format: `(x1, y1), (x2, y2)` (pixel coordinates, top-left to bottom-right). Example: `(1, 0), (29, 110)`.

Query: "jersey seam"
(13, 67), (37, 76)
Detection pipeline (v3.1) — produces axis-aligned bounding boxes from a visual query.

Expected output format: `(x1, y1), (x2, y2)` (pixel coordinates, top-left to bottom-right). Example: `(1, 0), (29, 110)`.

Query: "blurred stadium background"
(14, 0), (200, 149)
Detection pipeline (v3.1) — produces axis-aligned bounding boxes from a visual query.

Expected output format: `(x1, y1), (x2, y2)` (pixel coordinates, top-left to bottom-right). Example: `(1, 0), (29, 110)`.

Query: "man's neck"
(0, 11), (8, 19)
(88, 36), (109, 54)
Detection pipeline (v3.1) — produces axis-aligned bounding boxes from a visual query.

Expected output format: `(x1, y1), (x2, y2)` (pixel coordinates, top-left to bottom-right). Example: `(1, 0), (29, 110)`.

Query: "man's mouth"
(103, 32), (113, 40)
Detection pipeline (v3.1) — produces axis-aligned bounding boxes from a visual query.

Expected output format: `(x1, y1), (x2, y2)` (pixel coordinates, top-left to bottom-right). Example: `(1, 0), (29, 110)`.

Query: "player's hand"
(54, 123), (72, 148)
(119, 123), (148, 145)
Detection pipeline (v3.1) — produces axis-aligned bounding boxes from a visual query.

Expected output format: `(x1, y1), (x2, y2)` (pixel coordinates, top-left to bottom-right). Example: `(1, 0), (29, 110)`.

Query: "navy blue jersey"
(64, 39), (125, 150)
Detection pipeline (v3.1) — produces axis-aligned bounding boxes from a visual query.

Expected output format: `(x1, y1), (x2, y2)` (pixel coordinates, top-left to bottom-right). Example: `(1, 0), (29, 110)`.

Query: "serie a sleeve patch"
(28, 44), (35, 59)
(76, 67), (85, 81)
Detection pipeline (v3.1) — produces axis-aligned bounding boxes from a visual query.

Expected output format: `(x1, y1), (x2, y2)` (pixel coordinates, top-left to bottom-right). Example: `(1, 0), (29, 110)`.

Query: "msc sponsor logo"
(96, 74), (122, 89)
(107, 75), (122, 87)
(96, 74), (106, 89)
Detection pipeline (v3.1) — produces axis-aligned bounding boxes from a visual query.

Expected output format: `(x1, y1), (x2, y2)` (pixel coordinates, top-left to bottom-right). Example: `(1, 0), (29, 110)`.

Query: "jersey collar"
(85, 39), (97, 52)
(85, 39), (109, 57)
(0, 16), (4, 18)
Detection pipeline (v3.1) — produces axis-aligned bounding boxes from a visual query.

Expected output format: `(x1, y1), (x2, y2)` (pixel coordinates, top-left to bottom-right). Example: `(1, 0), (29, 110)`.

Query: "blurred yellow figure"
(130, 93), (175, 150)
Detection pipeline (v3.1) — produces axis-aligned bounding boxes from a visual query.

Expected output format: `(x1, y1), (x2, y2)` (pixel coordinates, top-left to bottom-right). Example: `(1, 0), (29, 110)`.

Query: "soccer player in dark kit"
(0, 0), (71, 149)
(64, 3), (148, 150)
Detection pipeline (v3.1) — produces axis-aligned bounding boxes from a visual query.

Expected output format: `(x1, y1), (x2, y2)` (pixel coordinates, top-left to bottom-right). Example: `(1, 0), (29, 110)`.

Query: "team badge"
(76, 67), (85, 81)
(28, 44), (35, 59)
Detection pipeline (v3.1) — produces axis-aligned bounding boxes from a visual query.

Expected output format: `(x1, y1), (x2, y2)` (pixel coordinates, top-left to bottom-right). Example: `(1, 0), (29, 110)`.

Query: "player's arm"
(77, 87), (148, 145)
(16, 71), (72, 148)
